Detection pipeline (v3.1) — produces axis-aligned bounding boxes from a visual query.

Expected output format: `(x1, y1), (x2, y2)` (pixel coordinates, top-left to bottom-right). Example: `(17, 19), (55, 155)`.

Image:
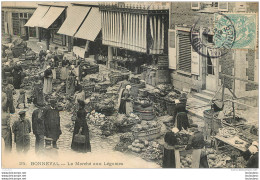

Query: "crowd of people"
(2, 46), (91, 155)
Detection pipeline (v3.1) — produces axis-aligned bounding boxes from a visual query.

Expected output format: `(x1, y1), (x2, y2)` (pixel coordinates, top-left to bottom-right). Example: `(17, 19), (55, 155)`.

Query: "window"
(12, 13), (20, 35)
(218, 2), (228, 11)
(207, 52), (214, 75)
(178, 31), (191, 73)
(191, 2), (200, 10)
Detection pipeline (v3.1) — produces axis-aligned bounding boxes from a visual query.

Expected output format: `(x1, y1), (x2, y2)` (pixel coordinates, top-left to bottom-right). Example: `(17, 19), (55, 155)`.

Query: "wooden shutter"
(168, 29), (176, 69)
(191, 45), (200, 75)
(178, 31), (191, 73)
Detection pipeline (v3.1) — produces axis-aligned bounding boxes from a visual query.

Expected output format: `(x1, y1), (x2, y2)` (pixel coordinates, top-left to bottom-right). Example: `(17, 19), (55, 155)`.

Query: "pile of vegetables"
(141, 141), (163, 161)
(114, 133), (134, 152)
(131, 121), (159, 132)
(100, 118), (117, 137)
(218, 127), (238, 138)
(88, 110), (106, 126)
(128, 139), (149, 153)
(115, 114), (141, 133)
(176, 131), (191, 145)
(180, 153), (192, 168)
(207, 149), (231, 168)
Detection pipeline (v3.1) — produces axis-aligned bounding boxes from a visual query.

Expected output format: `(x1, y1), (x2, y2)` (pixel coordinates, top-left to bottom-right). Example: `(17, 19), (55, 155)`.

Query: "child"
(17, 89), (27, 109)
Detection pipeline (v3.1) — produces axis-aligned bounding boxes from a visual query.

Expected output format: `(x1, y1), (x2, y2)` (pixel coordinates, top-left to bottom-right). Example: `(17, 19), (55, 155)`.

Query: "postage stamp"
(191, 12), (236, 58)
(222, 13), (256, 49)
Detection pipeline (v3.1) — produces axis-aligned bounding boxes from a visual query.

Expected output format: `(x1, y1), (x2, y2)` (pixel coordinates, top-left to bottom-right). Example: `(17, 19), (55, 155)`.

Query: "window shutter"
(168, 29), (176, 69)
(178, 31), (191, 73)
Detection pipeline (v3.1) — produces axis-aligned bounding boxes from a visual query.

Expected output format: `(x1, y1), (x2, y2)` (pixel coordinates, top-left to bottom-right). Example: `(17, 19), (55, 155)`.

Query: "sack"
(74, 134), (86, 144)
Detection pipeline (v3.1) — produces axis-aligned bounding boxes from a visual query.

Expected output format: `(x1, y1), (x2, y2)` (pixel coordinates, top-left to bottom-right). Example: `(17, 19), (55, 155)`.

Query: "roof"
(2, 2), (39, 8)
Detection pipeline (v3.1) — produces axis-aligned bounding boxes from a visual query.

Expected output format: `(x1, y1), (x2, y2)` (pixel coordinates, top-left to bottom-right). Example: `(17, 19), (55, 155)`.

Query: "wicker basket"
(133, 124), (161, 140)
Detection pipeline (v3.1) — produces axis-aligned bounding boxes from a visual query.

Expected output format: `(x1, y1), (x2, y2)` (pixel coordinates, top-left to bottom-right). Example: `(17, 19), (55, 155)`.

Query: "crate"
(133, 124), (161, 141)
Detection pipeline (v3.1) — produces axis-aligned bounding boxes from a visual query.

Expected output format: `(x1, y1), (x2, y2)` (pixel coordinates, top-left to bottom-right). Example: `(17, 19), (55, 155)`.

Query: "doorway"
(206, 50), (219, 91)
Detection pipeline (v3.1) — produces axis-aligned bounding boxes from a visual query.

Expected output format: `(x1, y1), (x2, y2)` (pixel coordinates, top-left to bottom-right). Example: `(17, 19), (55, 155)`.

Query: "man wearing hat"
(12, 111), (31, 153)
(43, 99), (61, 149)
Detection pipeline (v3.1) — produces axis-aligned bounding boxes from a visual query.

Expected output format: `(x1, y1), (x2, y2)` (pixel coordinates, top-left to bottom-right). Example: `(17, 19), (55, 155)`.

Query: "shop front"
(57, 3), (102, 58)
(99, 3), (169, 86)
(25, 3), (67, 51)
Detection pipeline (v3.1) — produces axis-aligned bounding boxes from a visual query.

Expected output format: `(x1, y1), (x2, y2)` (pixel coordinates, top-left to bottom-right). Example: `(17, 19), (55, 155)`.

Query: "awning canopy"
(57, 6), (91, 36)
(38, 6), (65, 28)
(24, 5), (50, 27)
(74, 7), (101, 41)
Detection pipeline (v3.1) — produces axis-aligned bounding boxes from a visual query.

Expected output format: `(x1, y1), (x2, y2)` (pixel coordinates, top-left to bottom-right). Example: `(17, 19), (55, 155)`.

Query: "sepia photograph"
(1, 1), (259, 171)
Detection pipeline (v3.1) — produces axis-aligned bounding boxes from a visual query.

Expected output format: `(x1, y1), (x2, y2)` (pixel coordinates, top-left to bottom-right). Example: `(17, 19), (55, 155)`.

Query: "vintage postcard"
(1, 1), (259, 169)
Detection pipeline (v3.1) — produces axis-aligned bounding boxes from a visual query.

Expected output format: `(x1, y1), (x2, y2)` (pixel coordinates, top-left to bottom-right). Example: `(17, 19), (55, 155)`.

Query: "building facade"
(169, 2), (258, 101)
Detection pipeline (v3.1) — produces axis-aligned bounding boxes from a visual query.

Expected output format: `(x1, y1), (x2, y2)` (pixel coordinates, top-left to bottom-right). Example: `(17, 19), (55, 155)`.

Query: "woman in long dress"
(118, 85), (133, 115)
(162, 127), (179, 168)
(71, 100), (91, 153)
(174, 99), (190, 131)
(66, 67), (76, 97)
(43, 66), (53, 95)
(61, 58), (69, 80)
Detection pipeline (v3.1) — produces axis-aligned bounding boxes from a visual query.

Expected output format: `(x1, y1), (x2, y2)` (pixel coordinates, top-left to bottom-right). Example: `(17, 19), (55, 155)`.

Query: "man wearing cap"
(43, 65), (53, 95)
(32, 107), (45, 153)
(43, 99), (61, 149)
(12, 111), (31, 153)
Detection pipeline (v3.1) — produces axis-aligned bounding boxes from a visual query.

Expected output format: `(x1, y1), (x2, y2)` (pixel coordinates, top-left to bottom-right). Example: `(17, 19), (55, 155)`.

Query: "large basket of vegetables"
(132, 121), (161, 141)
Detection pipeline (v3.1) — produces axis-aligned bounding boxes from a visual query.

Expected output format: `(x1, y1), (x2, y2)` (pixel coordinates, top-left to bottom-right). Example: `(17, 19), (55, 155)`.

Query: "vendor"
(66, 66), (76, 97)
(242, 141), (258, 168)
(162, 127), (179, 168)
(43, 65), (53, 95)
(185, 128), (209, 168)
(174, 99), (190, 131)
(118, 85), (133, 115)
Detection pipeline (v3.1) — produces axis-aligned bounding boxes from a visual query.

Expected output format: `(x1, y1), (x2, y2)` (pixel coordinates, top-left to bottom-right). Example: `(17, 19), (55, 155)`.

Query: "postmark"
(190, 12), (236, 58)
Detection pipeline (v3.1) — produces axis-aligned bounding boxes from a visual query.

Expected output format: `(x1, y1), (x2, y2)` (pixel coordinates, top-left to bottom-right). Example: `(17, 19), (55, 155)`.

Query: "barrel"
(212, 115), (222, 135)
(134, 105), (155, 121)
(166, 100), (176, 116)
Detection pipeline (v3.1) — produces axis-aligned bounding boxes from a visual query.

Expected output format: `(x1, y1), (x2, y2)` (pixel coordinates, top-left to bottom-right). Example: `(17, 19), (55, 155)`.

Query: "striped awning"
(57, 6), (91, 37)
(74, 7), (101, 41)
(37, 6), (65, 29)
(24, 5), (50, 27)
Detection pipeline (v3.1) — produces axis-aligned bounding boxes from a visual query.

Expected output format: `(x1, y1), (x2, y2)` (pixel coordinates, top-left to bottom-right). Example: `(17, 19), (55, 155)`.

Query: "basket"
(133, 124), (161, 140)
(74, 134), (86, 144)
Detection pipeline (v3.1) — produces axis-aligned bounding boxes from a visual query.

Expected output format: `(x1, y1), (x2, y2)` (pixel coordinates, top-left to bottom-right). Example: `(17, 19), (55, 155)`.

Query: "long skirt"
(71, 124), (91, 153)
(61, 67), (69, 80)
(125, 101), (133, 115)
(176, 112), (190, 131)
(118, 99), (126, 114)
(2, 127), (12, 152)
(162, 148), (176, 168)
(43, 78), (52, 95)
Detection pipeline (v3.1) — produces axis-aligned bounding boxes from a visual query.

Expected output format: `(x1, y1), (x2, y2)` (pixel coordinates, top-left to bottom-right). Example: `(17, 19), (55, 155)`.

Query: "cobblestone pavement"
(7, 90), (160, 168)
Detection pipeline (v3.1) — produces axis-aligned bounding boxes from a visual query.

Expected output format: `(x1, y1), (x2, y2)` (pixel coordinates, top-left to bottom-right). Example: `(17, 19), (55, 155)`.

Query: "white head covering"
(5, 62), (9, 66)
(46, 50), (50, 53)
(47, 65), (51, 69)
(175, 99), (180, 104)
(172, 127), (179, 134)
(71, 65), (75, 69)
(126, 85), (131, 90)
(252, 141), (259, 148)
(40, 46), (43, 49)
(249, 145), (258, 154)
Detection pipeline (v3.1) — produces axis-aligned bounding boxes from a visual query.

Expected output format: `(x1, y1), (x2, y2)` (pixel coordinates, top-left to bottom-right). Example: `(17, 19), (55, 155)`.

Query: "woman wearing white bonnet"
(118, 84), (132, 115)
(162, 127), (179, 168)
(242, 141), (259, 168)
(43, 65), (53, 95)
